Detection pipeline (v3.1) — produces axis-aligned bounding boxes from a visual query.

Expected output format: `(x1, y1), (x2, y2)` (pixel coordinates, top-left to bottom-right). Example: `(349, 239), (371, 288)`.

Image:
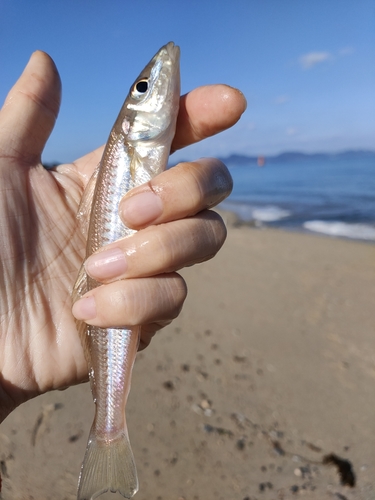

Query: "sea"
(219, 155), (375, 242)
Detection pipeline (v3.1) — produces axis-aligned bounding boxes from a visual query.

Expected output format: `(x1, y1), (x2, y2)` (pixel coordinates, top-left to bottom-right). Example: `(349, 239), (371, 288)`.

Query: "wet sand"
(1, 212), (375, 500)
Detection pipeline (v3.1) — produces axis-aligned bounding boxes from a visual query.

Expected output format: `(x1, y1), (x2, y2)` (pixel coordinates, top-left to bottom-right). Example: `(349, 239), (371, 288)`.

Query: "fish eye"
(133, 79), (148, 94)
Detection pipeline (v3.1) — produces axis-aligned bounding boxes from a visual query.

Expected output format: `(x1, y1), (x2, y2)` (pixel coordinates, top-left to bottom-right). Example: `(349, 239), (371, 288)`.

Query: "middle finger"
(119, 157), (232, 230)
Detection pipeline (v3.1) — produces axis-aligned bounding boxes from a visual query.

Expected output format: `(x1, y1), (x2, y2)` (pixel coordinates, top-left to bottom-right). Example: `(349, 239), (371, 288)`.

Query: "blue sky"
(1, 0), (374, 163)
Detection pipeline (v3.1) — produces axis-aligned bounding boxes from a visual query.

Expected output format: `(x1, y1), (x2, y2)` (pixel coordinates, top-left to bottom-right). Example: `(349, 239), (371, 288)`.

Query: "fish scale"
(73, 42), (180, 499)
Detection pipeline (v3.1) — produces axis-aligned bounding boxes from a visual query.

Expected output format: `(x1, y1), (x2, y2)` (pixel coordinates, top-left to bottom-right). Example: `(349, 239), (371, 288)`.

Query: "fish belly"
(77, 326), (140, 500)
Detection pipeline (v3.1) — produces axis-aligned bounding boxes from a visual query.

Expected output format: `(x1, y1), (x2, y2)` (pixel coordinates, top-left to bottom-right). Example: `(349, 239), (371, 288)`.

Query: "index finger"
(171, 84), (247, 153)
(72, 84), (246, 180)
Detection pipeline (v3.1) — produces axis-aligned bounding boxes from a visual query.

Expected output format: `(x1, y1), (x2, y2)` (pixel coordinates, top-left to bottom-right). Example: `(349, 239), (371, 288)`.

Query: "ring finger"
(83, 210), (226, 283)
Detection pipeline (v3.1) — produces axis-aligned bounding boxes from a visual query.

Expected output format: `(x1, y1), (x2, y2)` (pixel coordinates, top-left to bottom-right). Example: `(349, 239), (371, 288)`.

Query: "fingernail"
(85, 248), (127, 280)
(121, 191), (163, 226)
(72, 296), (96, 321)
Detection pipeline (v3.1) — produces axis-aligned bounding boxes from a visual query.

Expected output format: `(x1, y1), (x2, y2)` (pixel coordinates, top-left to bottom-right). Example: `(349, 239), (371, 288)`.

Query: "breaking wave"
(219, 201), (291, 223)
(251, 206), (291, 222)
(304, 220), (375, 241)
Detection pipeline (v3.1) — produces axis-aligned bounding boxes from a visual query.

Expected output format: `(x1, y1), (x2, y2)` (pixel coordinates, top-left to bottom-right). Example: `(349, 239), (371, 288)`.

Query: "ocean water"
(219, 156), (375, 242)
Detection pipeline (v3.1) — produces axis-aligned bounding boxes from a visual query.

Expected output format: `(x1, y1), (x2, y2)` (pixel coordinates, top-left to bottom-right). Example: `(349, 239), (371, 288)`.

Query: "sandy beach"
(1, 212), (374, 500)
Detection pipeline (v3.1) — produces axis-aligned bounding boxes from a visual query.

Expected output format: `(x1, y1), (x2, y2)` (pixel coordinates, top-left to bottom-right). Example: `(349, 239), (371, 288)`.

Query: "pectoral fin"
(77, 165), (100, 238)
(72, 262), (88, 303)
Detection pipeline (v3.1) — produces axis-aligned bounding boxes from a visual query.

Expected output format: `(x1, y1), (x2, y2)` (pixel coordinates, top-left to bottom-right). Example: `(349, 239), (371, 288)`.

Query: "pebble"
(200, 399), (211, 409)
(236, 438), (246, 450)
(163, 380), (175, 390)
(259, 482), (273, 492)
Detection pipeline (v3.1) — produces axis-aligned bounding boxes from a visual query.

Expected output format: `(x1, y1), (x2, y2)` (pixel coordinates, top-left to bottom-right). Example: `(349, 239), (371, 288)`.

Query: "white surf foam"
(304, 220), (375, 241)
(252, 206), (291, 222)
(220, 202), (291, 223)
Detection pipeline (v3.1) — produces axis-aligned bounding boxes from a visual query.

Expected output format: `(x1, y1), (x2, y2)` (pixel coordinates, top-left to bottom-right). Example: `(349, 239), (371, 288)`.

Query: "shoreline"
(217, 207), (375, 245)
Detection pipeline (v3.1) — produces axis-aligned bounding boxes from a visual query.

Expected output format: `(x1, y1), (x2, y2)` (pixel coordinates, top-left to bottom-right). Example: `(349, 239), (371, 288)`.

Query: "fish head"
(119, 42), (180, 144)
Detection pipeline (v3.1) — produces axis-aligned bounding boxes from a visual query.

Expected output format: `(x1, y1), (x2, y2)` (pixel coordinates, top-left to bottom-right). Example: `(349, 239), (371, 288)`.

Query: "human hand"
(0, 51), (246, 420)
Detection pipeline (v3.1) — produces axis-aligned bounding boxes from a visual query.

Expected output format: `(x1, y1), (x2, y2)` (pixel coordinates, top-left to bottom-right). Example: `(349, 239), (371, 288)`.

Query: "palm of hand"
(0, 156), (89, 406)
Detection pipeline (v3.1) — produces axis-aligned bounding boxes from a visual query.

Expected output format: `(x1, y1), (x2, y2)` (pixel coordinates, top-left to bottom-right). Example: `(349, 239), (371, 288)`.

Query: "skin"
(0, 51), (246, 423)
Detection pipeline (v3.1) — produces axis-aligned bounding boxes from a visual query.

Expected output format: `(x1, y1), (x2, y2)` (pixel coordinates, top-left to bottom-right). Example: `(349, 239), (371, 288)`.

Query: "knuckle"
(176, 161), (204, 206)
(95, 275), (187, 327)
(200, 211), (228, 254)
(205, 159), (233, 205)
(164, 274), (187, 317)
(212, 215), (228, 249)
(152, 225), (180, 270)
(185, 158), (233, 208)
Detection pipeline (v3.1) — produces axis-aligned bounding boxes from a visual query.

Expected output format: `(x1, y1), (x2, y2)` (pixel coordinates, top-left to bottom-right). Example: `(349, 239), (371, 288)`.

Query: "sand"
(1, 211), (374, 500)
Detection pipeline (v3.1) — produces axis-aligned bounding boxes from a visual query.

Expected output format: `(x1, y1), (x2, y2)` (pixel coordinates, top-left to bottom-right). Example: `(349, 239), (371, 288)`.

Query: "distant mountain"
(220, 154), (259, 165)
(45, 150), (375, 170)
(332, 150), (375, 160)
(270, 151), (328, 162)
(220, 150), (375, 165)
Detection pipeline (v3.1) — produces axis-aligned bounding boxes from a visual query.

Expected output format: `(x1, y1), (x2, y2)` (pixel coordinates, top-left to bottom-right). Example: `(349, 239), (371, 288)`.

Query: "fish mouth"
(164, 41), (180, 63)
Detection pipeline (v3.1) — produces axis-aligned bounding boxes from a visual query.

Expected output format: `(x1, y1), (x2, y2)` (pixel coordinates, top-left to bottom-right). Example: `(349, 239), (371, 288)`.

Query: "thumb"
(0, 51), (61, 164)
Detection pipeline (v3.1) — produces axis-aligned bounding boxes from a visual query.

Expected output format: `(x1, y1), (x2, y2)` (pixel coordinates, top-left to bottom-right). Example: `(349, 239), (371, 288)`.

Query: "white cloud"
(275, 95), (290, 105)
(299, 51), (331, 69)
(245, 122), (256, 131)
(339, 46), (355, 56)
(286, 127), (298, 136)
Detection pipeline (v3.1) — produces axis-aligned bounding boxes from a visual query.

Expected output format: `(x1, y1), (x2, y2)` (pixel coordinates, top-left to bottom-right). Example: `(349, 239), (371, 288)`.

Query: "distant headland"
(44, 150), (375, 170)
(219, 150), (375, 165)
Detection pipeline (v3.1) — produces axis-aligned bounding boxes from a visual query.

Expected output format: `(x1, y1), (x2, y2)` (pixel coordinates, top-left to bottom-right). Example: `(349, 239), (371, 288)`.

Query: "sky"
(1, 0), (374, 164)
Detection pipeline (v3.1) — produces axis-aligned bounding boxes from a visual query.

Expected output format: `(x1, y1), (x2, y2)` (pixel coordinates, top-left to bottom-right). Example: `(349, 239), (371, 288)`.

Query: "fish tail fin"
(77, 430), (138, 500)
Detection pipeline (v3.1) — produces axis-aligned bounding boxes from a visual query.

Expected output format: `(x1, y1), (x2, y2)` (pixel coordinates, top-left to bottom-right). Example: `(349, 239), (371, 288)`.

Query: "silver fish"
(73, 42), (180, 500)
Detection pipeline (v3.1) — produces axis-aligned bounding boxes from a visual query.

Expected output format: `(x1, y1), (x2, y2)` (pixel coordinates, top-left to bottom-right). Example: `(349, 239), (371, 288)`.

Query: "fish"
(72, 42), (180, 500)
